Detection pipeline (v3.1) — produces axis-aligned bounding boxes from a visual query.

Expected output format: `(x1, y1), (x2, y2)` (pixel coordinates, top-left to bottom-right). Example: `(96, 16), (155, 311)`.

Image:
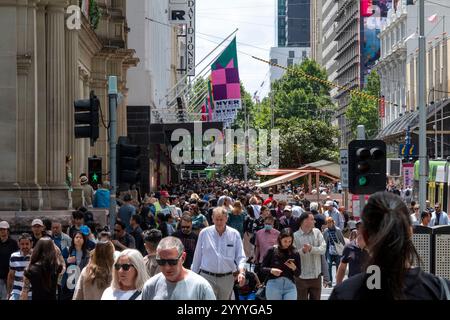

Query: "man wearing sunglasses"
(191, 207), (247, 300)
(142, 237), (215, 300)
(173, 215), (198, 269)
(430, 202), (449, 226)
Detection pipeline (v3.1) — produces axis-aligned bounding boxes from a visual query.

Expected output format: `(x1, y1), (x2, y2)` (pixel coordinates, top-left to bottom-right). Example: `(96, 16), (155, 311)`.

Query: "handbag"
(334, 240), (345, 256)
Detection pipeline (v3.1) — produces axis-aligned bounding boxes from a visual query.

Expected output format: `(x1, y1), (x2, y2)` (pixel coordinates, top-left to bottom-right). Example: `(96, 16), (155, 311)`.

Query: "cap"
(80, 225), (90, 236)
(284, 205), (292, 212)
(0, 221), (10, 229)
(31, 219), (44, 227)
(160, 191), (170, 198)
(325, 200), (334, 207)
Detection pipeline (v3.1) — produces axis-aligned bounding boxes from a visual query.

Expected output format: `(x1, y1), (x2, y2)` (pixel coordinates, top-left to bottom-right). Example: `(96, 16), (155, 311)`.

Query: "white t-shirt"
(100, 287), (142, 300)
(142, 270), (216, 300)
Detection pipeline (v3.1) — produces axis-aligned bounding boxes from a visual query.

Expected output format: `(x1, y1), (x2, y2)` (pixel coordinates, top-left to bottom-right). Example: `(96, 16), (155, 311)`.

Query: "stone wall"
(0, 209), (108, 234)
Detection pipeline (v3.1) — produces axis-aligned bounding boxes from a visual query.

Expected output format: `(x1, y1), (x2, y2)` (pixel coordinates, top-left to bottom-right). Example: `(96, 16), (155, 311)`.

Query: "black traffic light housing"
(88, 156), (102, 187)
(117, 141), (141, 185)
(348, 140), (387, 195)
(74, 91), (99, 146)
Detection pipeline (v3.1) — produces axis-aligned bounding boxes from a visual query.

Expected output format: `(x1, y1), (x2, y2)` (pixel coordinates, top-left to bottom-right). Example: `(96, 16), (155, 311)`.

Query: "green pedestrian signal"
(88, 157), (102, 186)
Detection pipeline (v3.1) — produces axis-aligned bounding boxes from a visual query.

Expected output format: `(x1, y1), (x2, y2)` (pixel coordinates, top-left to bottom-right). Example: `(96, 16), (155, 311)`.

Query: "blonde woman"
(101, 249), (149, 300)
(73, 241), (115, 300)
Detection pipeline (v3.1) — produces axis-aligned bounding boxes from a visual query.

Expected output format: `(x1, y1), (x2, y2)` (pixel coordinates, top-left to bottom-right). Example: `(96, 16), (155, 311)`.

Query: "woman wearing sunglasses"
(101, 249), (149, 300)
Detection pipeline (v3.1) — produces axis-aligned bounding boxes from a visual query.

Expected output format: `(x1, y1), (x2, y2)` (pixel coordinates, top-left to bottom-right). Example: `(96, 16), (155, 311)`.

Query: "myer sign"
(169, 0), (195, 76)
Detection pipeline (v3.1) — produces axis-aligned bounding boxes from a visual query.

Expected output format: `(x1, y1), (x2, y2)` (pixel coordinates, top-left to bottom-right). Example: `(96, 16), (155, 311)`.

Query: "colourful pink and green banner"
(210, 37), (241, 126)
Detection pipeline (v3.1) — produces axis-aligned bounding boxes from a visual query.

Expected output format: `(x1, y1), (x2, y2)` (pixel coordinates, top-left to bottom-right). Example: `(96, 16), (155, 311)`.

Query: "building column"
(36, 0), (51, 208)
(17, 0), (43, 210)
(45, 0), (71, 209)
(0, 2), (21, 210)
(66, 0), (83, 208)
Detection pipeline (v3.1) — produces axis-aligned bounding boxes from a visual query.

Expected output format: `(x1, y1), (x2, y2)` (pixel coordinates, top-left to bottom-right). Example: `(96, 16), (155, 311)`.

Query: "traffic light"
(117, 142), (141, 185)
(74, 91), (99, 146)
(88, 156), (102, 186)
(348, 140), (387, 195)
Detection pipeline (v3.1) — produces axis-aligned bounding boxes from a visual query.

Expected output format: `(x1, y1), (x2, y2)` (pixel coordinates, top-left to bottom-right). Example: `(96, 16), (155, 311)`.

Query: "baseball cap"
(0, 221), (10, 229)
(80, 225), (90, 236)
(31, 219), (44, 227)
(284, 205), (292, 212)
(160, 191), (170, 198)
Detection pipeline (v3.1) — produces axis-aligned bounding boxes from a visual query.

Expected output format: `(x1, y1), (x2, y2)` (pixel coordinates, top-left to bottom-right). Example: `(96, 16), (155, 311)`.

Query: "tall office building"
(272, 0), (311, 83)
(311, 0), (323, 65)
(321, 0), (339, 98)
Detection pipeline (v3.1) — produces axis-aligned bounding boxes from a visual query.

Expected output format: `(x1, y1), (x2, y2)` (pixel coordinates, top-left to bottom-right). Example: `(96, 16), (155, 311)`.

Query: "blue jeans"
(239, 292), (256, 300)
(327, 254), (341, 284)
(266, 277), (297, 300)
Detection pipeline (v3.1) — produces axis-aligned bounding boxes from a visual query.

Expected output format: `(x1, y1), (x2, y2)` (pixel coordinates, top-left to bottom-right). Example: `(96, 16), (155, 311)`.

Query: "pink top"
(255, 228), (280, 264)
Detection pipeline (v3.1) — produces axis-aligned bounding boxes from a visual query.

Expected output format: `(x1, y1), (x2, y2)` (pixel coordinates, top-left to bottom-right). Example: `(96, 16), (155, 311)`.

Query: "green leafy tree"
(277, 118), (339, 168)
(345, 70), (381, 139)
(271, 59), (335, 122)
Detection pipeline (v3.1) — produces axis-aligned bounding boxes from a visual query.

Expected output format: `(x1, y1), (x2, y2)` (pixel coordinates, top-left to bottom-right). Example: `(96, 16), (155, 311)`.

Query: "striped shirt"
(9, 251), (31, 297)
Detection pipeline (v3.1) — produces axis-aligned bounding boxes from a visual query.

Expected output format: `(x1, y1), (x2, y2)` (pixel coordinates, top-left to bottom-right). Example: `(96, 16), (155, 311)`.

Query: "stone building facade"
(0, 0), (138, 211)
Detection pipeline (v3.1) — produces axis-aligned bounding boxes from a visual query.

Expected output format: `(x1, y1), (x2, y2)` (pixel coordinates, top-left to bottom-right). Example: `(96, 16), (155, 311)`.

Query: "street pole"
(419, 0), (427, 212)
(108, 76), (118, 231)
(357, 125), (366, 212)
(243, 100), (248, 182)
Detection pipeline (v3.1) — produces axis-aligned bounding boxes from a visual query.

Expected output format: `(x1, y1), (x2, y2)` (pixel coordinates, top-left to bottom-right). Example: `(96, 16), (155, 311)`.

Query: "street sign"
(340, 149), (349, 189)
(399, 143), (417, 157)
(403, 163), (414, 188)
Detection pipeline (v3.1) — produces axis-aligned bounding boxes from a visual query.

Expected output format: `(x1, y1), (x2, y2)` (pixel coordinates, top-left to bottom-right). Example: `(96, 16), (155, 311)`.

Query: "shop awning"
(256, 171), (310, 188)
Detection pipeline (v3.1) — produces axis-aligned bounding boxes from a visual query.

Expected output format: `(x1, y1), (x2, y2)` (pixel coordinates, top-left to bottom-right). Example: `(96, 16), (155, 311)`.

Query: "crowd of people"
(0, 177), (449, 300)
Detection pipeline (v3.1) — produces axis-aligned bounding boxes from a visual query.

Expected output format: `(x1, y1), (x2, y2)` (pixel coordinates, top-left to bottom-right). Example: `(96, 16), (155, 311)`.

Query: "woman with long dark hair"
(20, 238), (64, 300)
(330, 192), (450, 300)
(60, 231), (90, 300)
(261, 228), (301, 300)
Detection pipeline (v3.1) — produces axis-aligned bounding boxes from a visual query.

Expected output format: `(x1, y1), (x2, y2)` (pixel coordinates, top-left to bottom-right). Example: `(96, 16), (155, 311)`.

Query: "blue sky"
(195, 0), (275, 99)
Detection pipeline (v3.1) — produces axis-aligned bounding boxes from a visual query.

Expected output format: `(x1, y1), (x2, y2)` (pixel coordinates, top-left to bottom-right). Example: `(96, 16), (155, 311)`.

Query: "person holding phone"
(261, 228), (301, 300)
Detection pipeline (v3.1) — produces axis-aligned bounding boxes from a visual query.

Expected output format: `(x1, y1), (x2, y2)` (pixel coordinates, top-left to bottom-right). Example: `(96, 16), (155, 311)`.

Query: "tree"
(271, 59), (335, 122)
(277, 118), (339, 168)
(345, 70), (381, 139)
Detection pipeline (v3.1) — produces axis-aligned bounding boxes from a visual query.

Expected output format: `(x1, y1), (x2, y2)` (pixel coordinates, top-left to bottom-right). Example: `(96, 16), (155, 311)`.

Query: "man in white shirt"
(142, 237), (216, 300)
(293, 212), (326, 300)
(191, 207), (246, 300)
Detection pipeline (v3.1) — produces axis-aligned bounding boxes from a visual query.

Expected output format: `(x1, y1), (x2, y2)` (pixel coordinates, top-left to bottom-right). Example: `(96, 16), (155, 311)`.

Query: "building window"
(302, 51), (307, 58)
(270, 58), (278, 65)
(289, 50), (295, 58)
(287, 58), (294, 67)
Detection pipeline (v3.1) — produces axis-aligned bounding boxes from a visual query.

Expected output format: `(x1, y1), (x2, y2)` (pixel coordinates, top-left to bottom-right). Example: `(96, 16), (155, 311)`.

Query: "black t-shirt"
(329, 268), (450, 300)
(172, 230), (198, 269)
(130, 226), (145, 256)
(24, 263), (60, 300)
(0, 238), (19, 280)
(261, 247), (301, 283)
(340, 241), (369, 277)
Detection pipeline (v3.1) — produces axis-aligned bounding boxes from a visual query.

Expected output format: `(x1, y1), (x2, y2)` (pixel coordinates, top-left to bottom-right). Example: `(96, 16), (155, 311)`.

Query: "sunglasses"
(114, 263), (135, 271)
(156, 253), (182, 266)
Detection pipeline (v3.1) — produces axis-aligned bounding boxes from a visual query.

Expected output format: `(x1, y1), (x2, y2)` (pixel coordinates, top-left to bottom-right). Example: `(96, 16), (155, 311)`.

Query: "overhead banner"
(211, 38), (242, 126)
